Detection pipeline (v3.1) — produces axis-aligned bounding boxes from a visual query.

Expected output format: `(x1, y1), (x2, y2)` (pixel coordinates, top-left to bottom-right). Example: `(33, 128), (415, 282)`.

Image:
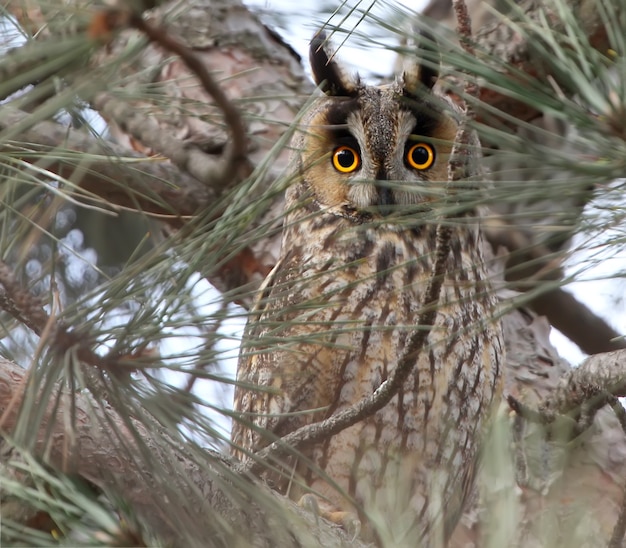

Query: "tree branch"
(541, 349), (626, 418)
(0, 107), (214, 218)
(508, 349), (626, 428)
(531, 288), (626, 355)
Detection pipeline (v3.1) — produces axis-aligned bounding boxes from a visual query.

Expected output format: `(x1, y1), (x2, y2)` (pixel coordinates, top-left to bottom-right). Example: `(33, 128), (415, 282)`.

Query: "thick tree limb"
(93, 91), (250, 192)
(509, 348), (626, 429)
(0, 107), (214, 218)
(542, 349), (626, 416)
(532, 289), (626, 355)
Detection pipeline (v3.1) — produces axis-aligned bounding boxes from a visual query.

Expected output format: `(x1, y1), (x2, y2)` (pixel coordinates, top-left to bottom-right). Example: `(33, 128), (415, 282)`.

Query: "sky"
(245, 0), (425, 76)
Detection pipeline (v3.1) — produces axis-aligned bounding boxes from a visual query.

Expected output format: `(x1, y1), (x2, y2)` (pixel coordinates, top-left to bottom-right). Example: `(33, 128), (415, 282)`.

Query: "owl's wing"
(231, 250), (347, 458)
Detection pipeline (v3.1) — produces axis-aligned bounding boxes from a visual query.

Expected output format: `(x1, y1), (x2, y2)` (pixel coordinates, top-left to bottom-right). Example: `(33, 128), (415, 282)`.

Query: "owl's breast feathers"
(232, 206), (502, 487)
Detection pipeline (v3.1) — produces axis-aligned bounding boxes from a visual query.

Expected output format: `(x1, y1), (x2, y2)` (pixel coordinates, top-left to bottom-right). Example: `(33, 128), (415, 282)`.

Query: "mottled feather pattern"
(231, 33), (503, 545)
(232, 202), (502, 538)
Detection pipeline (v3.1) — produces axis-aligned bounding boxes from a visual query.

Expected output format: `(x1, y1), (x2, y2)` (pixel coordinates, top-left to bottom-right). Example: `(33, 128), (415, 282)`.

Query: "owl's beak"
(377, 186), (394, 206)
(373, 166), (396, 214)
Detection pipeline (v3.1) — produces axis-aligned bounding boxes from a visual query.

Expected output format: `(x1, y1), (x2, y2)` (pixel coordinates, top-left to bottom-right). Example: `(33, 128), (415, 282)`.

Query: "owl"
(231, 31), (503, 545)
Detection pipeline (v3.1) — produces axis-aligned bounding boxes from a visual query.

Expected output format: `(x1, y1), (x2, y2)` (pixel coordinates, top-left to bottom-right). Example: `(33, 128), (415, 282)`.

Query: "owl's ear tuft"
(310, 31), (359, 97)
(402, 29), (439, 97)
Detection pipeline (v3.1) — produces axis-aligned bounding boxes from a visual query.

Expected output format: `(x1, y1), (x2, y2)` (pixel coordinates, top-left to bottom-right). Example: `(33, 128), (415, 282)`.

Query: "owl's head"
(290, 31), (462, 221)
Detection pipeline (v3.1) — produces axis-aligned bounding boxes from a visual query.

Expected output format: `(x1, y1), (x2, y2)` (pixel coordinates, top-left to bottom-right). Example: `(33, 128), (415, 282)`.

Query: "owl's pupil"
(411, 146), (429, 164)
(337, 149), (355, 168)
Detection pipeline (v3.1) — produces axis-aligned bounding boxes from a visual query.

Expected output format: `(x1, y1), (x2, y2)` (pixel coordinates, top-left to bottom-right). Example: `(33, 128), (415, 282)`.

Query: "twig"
(453, 0), (474, 54)
(576, 390), (613, 433)
(448, 0), (479, 183)
(507, 394), (550, 425)
(0, 259), (88, 360)
(453, 0), (478, 99)
(97, 8), (247, 189)
(129, 13), (248, 181)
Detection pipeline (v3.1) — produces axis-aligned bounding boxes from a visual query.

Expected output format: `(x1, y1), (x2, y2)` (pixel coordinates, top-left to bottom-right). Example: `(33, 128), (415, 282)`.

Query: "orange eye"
(332, 145), (360, 173)
(406, 143), (435, 170)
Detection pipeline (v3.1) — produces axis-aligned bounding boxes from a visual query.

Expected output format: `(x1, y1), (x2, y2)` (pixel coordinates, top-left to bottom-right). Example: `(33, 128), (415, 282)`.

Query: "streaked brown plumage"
(231, 31), (503, 545)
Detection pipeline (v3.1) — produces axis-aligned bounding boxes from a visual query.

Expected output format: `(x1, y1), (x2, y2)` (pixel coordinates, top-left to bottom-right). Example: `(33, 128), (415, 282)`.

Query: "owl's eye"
(332, 145), (360, 173)
(406, 143), (435, 170)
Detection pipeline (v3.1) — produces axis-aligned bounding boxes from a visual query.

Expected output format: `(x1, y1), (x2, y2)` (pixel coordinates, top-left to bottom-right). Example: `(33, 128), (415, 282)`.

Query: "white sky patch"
(157, 274), (245, 444)
(245, 0), (428, 79)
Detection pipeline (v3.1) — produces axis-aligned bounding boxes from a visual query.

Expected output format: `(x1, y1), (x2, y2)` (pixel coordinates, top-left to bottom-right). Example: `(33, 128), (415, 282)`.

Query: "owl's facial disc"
(319, 86), (454, 216)
(301, 37), (459, 220)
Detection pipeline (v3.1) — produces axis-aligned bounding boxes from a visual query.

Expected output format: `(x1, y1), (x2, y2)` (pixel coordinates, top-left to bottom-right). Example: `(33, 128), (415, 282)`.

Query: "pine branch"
(0, 260), (49, 336)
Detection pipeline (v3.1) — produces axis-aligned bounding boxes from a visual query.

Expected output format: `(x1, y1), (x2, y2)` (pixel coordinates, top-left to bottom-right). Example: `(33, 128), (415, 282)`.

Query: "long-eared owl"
(231, 31), (503, 545)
